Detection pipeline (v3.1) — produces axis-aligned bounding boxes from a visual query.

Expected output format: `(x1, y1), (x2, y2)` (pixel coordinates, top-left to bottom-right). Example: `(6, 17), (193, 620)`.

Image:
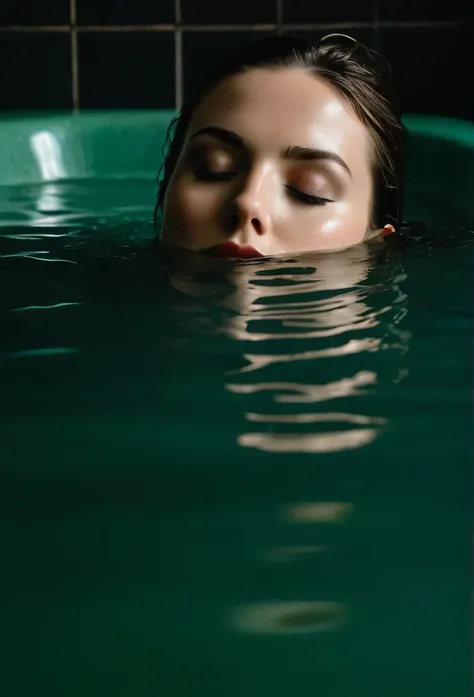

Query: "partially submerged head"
(156, 34), (404, 257)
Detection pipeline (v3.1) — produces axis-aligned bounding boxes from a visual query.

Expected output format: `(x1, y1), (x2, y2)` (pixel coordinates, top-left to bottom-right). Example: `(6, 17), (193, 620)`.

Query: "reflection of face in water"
(162, 242), (401, 341)
(161, 243), (410, 455)
(221, 245), (377, 339)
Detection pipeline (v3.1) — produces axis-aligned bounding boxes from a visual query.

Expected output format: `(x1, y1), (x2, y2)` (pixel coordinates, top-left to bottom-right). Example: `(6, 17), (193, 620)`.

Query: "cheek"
(162, 178), (215, 243)
(319, 215), (366, 246)
(164, 179), (195, 226)
(276, 205), (367, 252)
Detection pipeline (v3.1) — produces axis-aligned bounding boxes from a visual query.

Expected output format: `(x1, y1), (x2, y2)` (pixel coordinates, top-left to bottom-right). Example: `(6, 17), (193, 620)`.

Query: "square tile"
(283, 0), (375, 24)
(1, 0), (69, 25)
(283, 28), (377, 49)
(379, 0), (468, 21)
(181, 0), (276, 24)
(0, 32), (72, 109)
(78, 32), (175, 108)
(379, 27), (470, 118)
(183, 31), (275, 100)
(77, 0), (174, 26)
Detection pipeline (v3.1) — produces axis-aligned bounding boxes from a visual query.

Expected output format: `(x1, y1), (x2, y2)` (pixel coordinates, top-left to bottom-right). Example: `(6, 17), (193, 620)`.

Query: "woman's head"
(156, 34), (404, 257)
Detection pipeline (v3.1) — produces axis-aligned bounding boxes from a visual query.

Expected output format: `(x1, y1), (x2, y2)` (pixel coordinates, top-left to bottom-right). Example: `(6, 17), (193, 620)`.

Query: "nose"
(222, 166), (273, 240)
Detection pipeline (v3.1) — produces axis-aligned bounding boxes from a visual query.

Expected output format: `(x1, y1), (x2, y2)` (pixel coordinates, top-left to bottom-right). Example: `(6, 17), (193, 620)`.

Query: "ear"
(366, 224), (396, 245)
(380, 224), (396, 237)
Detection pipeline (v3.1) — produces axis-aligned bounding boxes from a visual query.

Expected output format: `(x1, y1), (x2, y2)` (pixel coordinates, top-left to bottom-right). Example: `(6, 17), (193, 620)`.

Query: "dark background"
(1, 0), (473, 118)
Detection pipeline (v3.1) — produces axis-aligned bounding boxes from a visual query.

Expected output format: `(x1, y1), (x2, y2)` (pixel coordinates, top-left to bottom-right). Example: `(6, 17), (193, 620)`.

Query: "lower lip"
(205, 242), (264, 259)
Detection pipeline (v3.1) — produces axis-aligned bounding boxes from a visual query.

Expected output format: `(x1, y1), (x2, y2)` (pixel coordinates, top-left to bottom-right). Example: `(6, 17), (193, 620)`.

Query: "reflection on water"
(165, 242), (411, 459)
(158, 240), (411, 642)
(232, 601), (346, 635)
(286, 502), (354, 524)
(238, 428), (377, 453)
(0, 180), (472, 696)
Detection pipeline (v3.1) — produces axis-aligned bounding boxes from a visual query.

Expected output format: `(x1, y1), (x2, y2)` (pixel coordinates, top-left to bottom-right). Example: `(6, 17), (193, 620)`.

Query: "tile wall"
(1, 0), (472, 118)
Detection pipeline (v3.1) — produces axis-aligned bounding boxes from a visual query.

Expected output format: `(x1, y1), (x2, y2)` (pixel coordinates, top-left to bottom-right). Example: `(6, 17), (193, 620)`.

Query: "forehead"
(189, 67), (371, 162)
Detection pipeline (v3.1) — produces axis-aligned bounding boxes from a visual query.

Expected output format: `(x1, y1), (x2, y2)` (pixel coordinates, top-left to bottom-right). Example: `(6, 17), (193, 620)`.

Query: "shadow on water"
(0, 180), (473, 697)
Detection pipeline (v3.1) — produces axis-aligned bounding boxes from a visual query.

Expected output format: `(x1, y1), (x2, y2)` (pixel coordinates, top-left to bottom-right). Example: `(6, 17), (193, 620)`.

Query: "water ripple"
(238, 428), (377, 453)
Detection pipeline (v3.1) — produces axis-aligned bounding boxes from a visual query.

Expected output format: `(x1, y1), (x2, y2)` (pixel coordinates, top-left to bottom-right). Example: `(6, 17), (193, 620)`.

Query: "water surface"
(1, 179), (472, 697)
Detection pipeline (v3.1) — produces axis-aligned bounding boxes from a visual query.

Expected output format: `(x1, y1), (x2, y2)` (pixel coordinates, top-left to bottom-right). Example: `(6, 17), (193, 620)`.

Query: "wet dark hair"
(155, 34), (405, 233)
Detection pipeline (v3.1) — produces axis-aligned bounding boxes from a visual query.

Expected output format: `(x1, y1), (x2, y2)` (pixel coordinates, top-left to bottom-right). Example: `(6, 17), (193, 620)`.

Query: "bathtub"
(1, 111), (474, 225)
(1, 112), (472, 697)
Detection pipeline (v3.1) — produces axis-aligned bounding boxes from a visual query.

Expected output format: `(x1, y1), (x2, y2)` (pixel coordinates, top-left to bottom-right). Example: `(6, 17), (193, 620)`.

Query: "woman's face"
(161, 67), (378, 257)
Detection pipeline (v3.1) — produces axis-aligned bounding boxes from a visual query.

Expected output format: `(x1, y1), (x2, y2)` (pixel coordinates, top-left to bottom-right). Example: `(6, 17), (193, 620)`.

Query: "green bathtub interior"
(1, 113), (474, 697)
(1, 111), (474, 226)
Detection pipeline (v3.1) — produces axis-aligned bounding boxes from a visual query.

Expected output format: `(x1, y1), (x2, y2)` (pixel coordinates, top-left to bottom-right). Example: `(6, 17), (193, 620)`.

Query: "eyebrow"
(188, 126), (352, 179)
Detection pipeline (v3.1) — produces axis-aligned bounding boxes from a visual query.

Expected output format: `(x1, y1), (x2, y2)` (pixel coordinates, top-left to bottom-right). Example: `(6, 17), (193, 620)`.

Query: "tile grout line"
(0, 20), (465, 32)
(70, 0), (79, 110)
(174, 0), (183, 110)
(276, 0), (283, 35)
(76, 23), (278, 31)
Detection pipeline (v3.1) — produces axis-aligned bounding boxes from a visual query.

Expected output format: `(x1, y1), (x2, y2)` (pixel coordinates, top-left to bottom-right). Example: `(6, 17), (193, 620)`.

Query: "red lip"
(204, 242), (264, 259)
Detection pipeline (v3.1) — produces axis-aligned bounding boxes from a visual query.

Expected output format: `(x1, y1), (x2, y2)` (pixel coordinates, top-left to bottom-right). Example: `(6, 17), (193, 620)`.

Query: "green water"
(1, 179), (472, 696)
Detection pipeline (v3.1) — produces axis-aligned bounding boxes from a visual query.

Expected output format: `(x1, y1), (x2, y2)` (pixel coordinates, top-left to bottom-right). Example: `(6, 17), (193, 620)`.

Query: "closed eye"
(194, 170), (333, 206)
(285, 185), (333, 206)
